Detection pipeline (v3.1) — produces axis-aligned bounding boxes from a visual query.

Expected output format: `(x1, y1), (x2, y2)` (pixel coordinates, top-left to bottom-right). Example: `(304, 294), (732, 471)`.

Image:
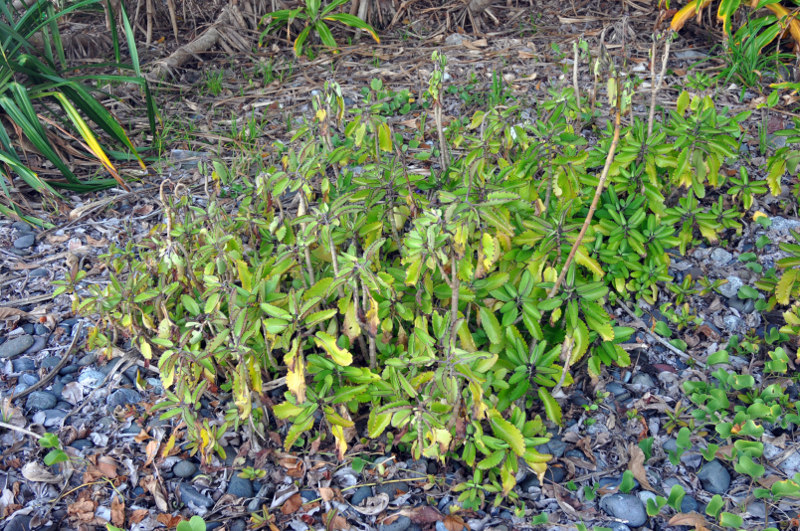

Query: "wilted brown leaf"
(281, 493), (304, 515)
(156, 513), (184, 527)
(405, 505), (442, 524)
(143, 440), (159, 467)
(443, 515), (467, 531)
(111, 496), (125, 527)
(21, 462), (60, 483)
(67, 499), (97, 523)
(0, 307), (29, 320)
(668, 512), (710, 529)
(141, 476), (168, 512)
(627, 443), (654, 491)
(319, 487), (335, 501)
(129, 509), (148, 524)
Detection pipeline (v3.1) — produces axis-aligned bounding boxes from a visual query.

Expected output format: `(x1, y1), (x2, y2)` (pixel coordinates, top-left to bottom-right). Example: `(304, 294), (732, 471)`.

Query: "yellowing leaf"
(575, 245), (604, 277)
(331, 424), (347, 460)
(482, 232), (498, 270)
(284, 339), (306, 403)
(236, 259), (252, 292)
(489, 410), (525, 456)
(378, 122), (392, 152)
(671, 0), (712, 32)
(365, 294), (380, 337)
(343, 300), (361, 340)
(314, 331), (353, 366)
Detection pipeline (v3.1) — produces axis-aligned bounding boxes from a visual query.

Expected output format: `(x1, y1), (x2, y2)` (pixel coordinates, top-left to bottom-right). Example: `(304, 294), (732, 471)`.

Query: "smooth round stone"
(23, 335), (47, 355)
(11, 221), (32, 232)
(227, 475), (254, 498)
(77, 352), (98, 366)
(179, 483), (214, 509)
(600, 493), (648, 527)
(60, 318), (80, 326)
(0, 335), (34, 359)
(50, 380), (64, 398)
(606, 382), (628, 397)
(70, 439), (94, 452)
(12, 357), (36, 372)
(107, 388), (142, 408)
(37, 409), (67, 427)
(173, 460), (198, 479)
(41, 356), (61, 369)
(59, 365), (79, 376)
(379, 516), (411, 531)
(300, 489), (317, 502)
(34, 324), (50, 336)
(350, 485), (373, 506)
(78, 369), (105, 388)
(29, 268), (49, 278)
(13, 234), (35, 249)
(600, 523), (631, 531)
(697, 460), (730, 494)
(26, 391), (57, 411)
(229, 521), (247, 531)
(681, 495), (699, 513)
(375, 481), (408, 501)
(631, 373), (655, 388)
(19, 373), (39, 386)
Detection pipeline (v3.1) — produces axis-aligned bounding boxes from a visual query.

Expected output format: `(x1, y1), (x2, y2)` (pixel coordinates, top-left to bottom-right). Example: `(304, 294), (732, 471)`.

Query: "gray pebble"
(719, 276), (743, 299)
(21, 324), (34, 335)
(179, 482), (214, 509)
(12, 357), (36, 372)
(350, 485), (373, 506)
(681, 495), (699, 513)
(13, 234), (35, 249)
(601, 523), (631, 531)
(19, 373), (39, 386)
(77, 352), (98, 366)
(59, 365), (79, 376)
(229, 520), (247, 531)
(69, 438), (93, 451)
(696, 459), (730, 494)
(0, 335), (35, 359)
(710, 248), (732, 266)
(12, 221), (33, 232)
(78, 369), (106, 388)
(631, 373), (655, 388)
(107, 388), (142, 408)
(39, 409), (67, 427)
(22, 335), (47, 355)
(26, 391), (57, 411)
(41, 356), (61, 369)
(379, 516), (411, 531)
(34, 324), (50, 336)
(778, 450), (800, 476)
(600, 493), (647, 527)
(723, 315), (744, 333)
(375, 481), (408, 501)
(29, 268), (49, 278)
(173, 460), (197, 478)
(227, 475), (254, 498)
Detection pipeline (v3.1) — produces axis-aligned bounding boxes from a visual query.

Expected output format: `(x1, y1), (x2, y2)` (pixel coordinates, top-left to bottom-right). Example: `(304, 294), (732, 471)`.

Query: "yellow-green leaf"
(314, 331), (353, 366)
(538, 387), (563, 425)
(489, 411), (525, 456)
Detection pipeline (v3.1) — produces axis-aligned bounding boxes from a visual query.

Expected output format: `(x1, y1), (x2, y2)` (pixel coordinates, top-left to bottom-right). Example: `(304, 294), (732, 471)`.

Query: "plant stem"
(548, 98), (622, 299)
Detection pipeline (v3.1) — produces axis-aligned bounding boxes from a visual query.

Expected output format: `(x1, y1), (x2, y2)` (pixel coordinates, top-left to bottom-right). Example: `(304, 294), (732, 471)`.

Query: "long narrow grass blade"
(105, 0), (121, 64)
(0, 87), (80, 183)
(117, 0), (141, 76)
(50, 91), (129, 190)
(0, 151), (61, 196)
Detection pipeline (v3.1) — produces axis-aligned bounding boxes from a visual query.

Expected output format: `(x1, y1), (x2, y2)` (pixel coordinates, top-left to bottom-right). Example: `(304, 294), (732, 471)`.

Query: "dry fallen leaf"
(668, 512), (710, 529)
(0, 307), (29, 320)
(319, 487), (335, 502)
(324, 509), (349, 530)
(627, 443), (655, 491)
(21, 462), (61, 483)
(443, 515), (468, 531)
(111, 496), (125, 527)
(143, 440), (159, 468)
(350, 493), (390, 515)
(141, 476), (168, 512)
(281, 493), (304, 515)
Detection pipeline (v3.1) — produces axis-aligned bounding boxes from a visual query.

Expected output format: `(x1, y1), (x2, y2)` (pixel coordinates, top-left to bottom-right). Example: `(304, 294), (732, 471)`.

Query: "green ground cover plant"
(75, 46), (800, 518)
